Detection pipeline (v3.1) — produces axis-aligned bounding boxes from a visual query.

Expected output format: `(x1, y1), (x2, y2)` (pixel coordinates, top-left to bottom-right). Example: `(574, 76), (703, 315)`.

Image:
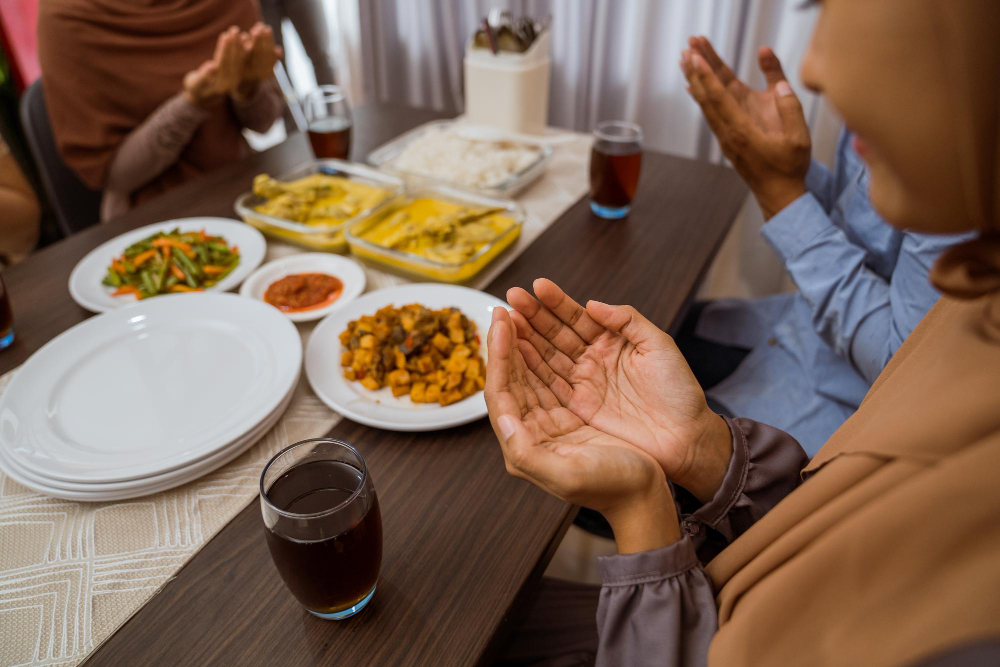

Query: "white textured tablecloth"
(0, 131), (591, 667)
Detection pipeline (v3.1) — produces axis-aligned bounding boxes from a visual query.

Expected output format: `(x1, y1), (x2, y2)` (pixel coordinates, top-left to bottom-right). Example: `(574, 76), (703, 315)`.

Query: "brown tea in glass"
(303, 86), (353, 160)
(307, 116), (353, 161)
(260, 439), (382, 620)
(0, 274), (13, 350)
(589, 121), (643, 219)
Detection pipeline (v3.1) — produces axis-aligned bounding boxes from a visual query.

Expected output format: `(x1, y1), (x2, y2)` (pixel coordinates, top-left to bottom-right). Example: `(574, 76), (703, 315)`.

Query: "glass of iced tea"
(302, 86), (353, 160)
(260, 438), (382, 620)
(589, 120), (643, 219)
(0, 274), (13, 351)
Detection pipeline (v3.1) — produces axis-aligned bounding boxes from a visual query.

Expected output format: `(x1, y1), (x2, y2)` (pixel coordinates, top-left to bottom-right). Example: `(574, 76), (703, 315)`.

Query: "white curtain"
(344, 0), (843, 299)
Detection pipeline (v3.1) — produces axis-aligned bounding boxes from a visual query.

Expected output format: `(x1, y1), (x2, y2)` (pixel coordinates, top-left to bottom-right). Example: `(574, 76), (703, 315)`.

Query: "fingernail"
(498, 415), (517, 439)
(681, 50), (690, 66)
(776, 81), (793, 97)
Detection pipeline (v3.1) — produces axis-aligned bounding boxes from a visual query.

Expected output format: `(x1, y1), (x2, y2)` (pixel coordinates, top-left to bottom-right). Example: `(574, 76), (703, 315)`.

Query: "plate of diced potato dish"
(304, 283), (507, 431)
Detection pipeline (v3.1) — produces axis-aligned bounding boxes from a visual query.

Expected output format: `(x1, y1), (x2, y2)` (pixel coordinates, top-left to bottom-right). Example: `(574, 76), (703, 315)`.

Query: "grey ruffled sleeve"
(679, 417), (808, 561)
(596, 537), (715, 667)
(593, 418), (808, 665)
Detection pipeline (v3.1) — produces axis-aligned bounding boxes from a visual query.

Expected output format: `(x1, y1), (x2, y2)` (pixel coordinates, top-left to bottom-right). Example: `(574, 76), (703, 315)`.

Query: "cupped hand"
(183, 26), (245, 108)
(238, 22), (282, 94)
(505, 279), (733, 503)
(485, 306), (679, 553)
(681, 36), (811, 218)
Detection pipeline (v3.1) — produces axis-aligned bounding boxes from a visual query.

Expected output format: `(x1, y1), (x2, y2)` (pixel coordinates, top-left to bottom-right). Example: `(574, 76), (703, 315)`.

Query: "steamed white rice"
(390, 126), (543, 189)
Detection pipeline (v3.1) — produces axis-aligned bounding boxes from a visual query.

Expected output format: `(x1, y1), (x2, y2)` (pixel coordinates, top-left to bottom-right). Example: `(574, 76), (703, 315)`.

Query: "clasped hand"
(485, 279), (734, 552)
(183, 23), (282, 109)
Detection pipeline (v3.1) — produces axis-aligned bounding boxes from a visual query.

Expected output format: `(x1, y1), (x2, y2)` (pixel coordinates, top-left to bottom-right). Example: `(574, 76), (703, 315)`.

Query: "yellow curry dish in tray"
(346, 186), (524, 283)
(339, 303), (486, 406)
(234, 160), (403, 251)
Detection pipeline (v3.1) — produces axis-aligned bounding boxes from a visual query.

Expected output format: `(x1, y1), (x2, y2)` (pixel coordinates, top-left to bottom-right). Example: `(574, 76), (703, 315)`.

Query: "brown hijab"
(705, 3), (1000, 665)
(37, 0), (261, 204)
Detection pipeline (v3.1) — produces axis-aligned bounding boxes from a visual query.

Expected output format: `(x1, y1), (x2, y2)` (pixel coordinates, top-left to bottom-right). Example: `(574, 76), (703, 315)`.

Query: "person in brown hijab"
(486, 0), (1000, 665)
(37, 0), (285, 222)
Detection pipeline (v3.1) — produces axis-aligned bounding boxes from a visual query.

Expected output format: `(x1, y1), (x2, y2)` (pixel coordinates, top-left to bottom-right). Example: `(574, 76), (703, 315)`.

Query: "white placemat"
(0, 131), (591, 667)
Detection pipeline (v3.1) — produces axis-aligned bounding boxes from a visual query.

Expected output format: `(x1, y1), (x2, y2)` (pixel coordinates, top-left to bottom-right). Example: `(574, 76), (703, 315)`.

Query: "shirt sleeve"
(804, 158), (835, 212)
(103, 93), (209, 198)
(231, 79), (285, 134)
(760, 197), (954, 384)
(677, 417), (808, 562)
(593, 418), (807, 666)
(596, 537), (717, 667)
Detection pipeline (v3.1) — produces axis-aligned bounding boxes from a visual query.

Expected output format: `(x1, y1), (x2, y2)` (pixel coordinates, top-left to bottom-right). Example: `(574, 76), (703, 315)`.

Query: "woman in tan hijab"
(37, 0), (285, 221)
(486, 0), (1000, 664)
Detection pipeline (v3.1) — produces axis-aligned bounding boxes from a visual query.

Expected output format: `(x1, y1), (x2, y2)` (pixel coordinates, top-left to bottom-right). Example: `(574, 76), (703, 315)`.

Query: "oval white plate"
(0, 293), (301, 483)
(0, 382), (292, 501)
(305, 283), (506, 431)
(69, 217), (267, 313)
(239, 253), (366, 322)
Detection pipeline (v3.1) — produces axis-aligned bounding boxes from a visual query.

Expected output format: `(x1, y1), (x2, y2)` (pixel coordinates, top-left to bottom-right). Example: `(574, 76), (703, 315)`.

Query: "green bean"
(171, 247), (202, 279)
(171, 248), (200, 287)
(140, 269), (157, 295)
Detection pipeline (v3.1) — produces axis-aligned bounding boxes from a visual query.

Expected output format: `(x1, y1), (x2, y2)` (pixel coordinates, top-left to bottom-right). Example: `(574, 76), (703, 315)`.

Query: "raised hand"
(504, 279), (733, 503)
(681, 36), (811, 219)
(485, 305), (679, 553)
(237, 22), (282, 98)
(183, 26), (245, 108)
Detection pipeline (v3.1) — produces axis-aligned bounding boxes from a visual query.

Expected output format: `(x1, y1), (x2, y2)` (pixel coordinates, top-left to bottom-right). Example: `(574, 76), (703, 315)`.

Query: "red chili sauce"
(264, 273), (343, 312)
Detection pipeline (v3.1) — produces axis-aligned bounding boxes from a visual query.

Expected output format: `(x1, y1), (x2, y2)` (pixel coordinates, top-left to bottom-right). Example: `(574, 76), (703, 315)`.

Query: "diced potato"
(446, 372), (463, 390)
(410, 382), (427, 402)
(417, 356), (435, 373)
(344, 368), (356, 381)
(341, 351), (353, 367)
(431, 332), (452, 352)
(449, 328), (465, 344)
(445, 355), (468, 373)
(426, 384), (442, 402)
(464, 361), (480, 379)
(440, 389), (464, 406)
(387, 369), (411, 387)
(360, 334), (376, 349)
(360, 376), (380, 391)
(474, 376), (485, 390)
(394, 350), (406, 369)
(391, 385), (410, 397)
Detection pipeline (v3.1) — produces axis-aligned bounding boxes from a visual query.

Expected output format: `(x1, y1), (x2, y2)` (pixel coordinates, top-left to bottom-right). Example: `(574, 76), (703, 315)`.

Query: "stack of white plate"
(0, 293), (301, 501)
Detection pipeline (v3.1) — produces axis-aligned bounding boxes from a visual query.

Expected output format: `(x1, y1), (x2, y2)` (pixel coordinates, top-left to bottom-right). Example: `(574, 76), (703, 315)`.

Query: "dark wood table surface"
(1, 103), (745, 666)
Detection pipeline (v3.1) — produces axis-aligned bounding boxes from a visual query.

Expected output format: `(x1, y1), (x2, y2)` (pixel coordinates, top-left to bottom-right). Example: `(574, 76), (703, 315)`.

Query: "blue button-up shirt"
(697, 130), (970, 455)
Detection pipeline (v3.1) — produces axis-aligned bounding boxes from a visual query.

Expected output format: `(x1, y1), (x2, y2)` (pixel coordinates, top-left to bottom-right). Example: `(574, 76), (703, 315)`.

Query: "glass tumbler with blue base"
(261, 438), (383, 620)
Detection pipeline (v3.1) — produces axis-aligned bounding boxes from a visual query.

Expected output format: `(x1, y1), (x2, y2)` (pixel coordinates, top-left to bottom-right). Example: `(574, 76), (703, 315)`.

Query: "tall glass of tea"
(302, 86), (353, 160)
(0, 273), (13, 350)
(260, 438), (382, 620)
(589, 121), (643, 219)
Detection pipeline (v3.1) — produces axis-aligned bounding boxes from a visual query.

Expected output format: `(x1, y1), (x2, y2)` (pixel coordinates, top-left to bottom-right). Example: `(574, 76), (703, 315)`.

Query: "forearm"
(231, 79), (284, 133)
(104, 93), (208, 196)
(0, 152), (42, 264)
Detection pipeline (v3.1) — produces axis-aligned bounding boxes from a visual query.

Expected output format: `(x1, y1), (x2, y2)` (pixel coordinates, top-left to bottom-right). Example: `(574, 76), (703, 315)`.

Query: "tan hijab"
(37, 0), (260, 205)
(706, 3), (1000, 666)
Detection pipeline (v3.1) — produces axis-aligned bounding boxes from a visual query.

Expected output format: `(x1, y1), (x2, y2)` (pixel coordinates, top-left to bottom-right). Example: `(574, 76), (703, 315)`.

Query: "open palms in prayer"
(487, 279), (732, 505)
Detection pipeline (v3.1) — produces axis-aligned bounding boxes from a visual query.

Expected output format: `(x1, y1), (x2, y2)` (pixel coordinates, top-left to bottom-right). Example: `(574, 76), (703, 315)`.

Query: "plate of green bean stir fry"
(69, 218), (267, 313)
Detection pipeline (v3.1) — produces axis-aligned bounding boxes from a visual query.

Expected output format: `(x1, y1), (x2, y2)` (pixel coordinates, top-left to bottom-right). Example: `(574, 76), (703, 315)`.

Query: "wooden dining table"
(1, 103), (746, 666)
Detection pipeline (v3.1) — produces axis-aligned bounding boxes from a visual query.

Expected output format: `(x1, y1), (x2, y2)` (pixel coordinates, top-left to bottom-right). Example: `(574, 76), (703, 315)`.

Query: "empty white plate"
(68, 217), (267, 313)
(0, 380), (294, 501)
(239, 253), (366, 322)
(305, 283), (506, 431)
(0, 293), (301, 483)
